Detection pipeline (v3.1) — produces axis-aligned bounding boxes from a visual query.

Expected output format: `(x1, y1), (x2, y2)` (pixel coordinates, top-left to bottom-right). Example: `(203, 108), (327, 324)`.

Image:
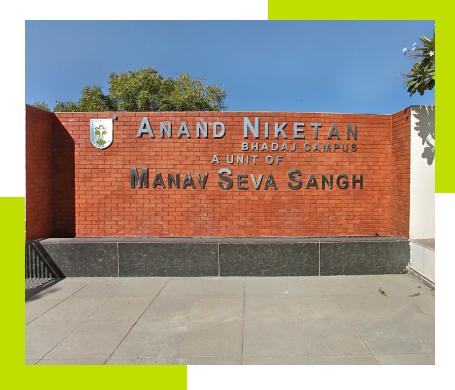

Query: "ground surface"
(25, 275), (435, 365)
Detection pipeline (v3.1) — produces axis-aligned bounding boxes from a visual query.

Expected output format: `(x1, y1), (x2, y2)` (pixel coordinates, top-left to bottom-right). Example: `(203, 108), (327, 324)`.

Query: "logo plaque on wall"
(90, 119), (113, 149)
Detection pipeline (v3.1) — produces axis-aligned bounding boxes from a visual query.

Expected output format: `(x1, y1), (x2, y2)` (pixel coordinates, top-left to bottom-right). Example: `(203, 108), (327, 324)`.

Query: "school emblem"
(90, 119), (113, 149)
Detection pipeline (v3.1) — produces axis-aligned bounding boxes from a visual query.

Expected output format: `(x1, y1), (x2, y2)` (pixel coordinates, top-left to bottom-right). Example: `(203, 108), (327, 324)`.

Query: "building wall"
(25, 105), (55, 240)
(409, 105), (435, 239)
(44, 110), (404, 238)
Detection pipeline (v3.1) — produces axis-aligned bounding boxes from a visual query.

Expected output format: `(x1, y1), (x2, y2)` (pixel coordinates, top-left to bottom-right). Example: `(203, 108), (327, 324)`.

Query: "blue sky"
(25, 20), (434, 114)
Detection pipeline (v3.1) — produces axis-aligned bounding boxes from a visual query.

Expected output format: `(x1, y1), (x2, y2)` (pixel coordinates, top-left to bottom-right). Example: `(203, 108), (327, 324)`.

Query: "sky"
(25, 20), (435, 114)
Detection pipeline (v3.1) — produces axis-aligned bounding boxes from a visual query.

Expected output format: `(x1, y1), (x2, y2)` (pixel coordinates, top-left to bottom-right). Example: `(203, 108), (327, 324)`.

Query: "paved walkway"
(25, 275), (435, 365)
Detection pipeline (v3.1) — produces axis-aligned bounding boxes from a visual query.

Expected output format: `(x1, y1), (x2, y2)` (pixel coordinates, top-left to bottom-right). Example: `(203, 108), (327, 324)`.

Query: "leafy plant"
(402, 32), (435, 96)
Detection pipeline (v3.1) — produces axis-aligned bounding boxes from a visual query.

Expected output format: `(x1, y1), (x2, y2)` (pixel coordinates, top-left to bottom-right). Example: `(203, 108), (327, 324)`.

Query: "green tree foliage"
(109, 68), (164, 111)
(402, 33), (435, 96)
(53, 67), (227, 112)
(53, 101), (79, 112)
(77, 85), (117, 112)
(32, 101), (50, 111)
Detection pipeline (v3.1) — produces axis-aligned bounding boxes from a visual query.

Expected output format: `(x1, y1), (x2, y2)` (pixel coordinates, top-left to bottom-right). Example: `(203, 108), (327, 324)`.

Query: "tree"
(402, 32), (435, 96)
(77, 85), (117, 112)
(109, 68), (163, 112)
(53, 101), (78, 112)
(32, 101), (50, 111)
(53, 67), (227, 112)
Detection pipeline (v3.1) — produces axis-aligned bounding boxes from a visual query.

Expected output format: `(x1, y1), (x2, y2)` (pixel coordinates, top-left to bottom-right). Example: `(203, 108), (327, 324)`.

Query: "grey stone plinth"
(34, 237), (410, 277)
(118, 243), (218, 277)
(219, 243), (319, 277)
(39, 242), (118, 277)
(320, 240), (409, 275)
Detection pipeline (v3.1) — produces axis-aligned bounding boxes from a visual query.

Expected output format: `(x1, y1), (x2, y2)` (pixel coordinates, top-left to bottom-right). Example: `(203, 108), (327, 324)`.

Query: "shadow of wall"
(52, 117), (76, 237)
(26, 105), (56, 240)
(413, 106), (435, 165)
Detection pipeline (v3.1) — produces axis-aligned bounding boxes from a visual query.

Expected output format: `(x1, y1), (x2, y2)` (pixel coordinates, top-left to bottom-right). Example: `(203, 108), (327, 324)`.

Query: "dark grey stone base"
(320, 241), (410, 276)
(219, 243), (319, 276)
(32, 237), (410, 277)
(118, 243), (218, 277)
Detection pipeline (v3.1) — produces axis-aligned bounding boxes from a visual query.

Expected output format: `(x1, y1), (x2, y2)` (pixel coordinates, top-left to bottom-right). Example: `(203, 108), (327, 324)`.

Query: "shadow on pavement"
(25, 278), (63, 301)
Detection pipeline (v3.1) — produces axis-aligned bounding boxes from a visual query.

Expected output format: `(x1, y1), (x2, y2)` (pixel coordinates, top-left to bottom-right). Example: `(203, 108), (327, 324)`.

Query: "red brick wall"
(26, 105), (55, 240)
(49, 110), (405, 238)
(390, 108), (411, 238)
(25, 107), (411, 239)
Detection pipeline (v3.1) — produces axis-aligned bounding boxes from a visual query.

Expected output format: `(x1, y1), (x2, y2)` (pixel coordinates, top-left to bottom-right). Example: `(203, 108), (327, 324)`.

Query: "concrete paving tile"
(37, 359), (106, 365)
(175, 357), (241, 365)
(285, 277), (331, 296)
(25, 360), (39, 365)
(336, 294), (435, 319)
(33, 297), (109, 323)
(335, 292), (434, 321)
(25, 299), (63, 325)
(374, 353), (435, 365)
(159, 278), (207, 297)
(334, 294), (397, 319)
(86, 297), (153, 323)
(244, 295), (293, 321)
(29, 278), (92, 300)
(386, 296), (435, 320)
(356, 275), (418, 296)
(243, 319), (307, 357)
(71, 278), (131, 298)
(178, 321), (243, 357)
(44, 321), (133, 360)
(299, 317), (370, 356)
(192, 297), (244, 322)
(291, 295), (344, 319)
(25, 321), (79, 359)
(113, 277), (169, 298)
(310, 355), (377, 365)
(242, 356), (311, 365)
(421, 294), (435, 307)
(323, 274), (423, 297)
(403, 316), (435, 353)
(202, 278), (245, 297)
(245, 277), (289, 296)
(105, 357), (175, 365)
(393, 275), (434, 295)
(350, 318), (433, 354)
(113, 320), (189, 358)
(140, 296), (200, 322)
(321, 275), (373, 296)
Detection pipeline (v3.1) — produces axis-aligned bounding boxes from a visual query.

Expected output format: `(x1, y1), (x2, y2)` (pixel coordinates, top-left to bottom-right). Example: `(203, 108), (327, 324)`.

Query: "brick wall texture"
(26, 106), (55, 240)
(390, 108), (411, 237)
(25, 105), (411, 239)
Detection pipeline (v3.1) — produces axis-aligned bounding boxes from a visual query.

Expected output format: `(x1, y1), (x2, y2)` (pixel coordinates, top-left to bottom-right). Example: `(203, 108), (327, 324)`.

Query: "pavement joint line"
(104, 277), (172, 363)
(320, 276), (380, 365)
